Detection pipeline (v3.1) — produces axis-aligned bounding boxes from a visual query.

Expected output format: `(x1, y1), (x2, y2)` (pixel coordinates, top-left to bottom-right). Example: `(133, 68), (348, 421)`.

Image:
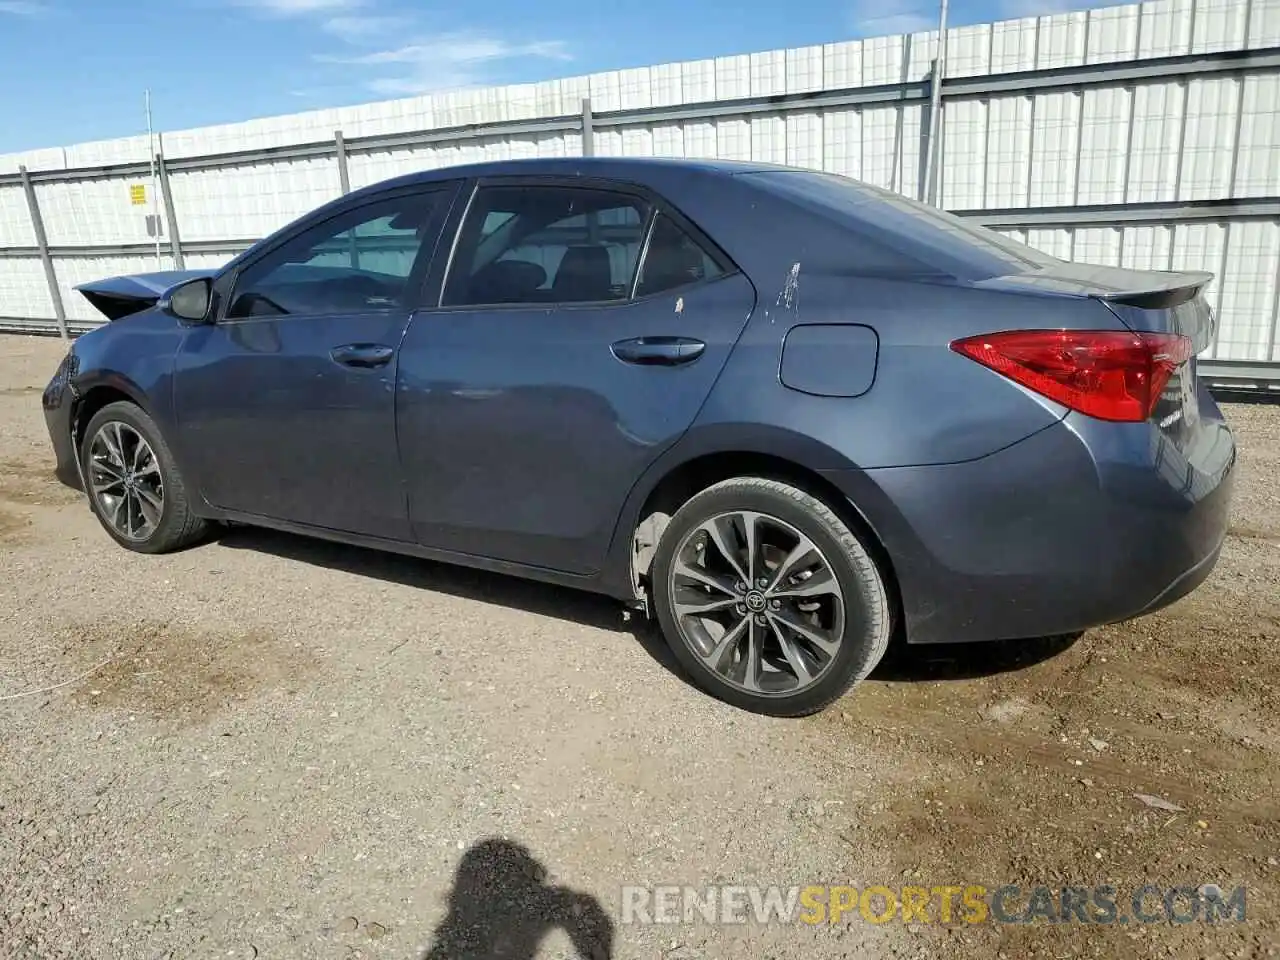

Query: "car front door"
(396, 177), (758, 574)
(173, 182), (458, 540)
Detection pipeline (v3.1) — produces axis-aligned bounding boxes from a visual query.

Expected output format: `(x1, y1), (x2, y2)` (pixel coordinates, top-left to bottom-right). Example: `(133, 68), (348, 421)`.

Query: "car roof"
(353, 155), (792, 195)
(311, 156), (1054, 286)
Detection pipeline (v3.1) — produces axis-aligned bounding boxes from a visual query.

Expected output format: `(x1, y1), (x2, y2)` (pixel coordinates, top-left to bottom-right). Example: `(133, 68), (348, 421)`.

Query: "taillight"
(949, 329), (1193, 422)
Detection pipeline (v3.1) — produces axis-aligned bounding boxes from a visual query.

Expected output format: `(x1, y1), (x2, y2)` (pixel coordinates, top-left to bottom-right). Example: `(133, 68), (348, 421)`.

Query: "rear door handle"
(611, 336), (706, 367)
(330, 343), (394, 368)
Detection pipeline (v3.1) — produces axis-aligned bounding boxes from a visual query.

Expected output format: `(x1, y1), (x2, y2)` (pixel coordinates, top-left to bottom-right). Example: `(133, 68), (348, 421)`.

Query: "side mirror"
(160, 278), (212, 323)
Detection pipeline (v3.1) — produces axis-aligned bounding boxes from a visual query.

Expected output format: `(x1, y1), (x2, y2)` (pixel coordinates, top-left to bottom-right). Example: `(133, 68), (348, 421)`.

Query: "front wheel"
(651, 477), (893, 717)
(78, 400), (209, 554)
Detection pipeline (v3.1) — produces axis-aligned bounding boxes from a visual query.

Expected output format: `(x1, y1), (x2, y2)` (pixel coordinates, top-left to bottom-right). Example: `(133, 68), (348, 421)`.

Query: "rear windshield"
(740, 169), (1061, 280)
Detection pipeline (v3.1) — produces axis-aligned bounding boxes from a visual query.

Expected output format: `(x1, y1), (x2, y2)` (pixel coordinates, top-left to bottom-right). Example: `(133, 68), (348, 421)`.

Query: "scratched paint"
(770, 262), (801, 321)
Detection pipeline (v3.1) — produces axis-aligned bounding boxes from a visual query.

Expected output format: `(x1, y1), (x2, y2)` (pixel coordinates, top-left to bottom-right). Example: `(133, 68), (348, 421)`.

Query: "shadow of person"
(421, 838), (613, 960)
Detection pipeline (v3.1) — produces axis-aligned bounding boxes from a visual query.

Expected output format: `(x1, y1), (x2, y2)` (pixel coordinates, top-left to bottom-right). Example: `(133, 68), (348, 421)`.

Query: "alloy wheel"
(667, 510), (847, 696)
(87, 421), (164, 542)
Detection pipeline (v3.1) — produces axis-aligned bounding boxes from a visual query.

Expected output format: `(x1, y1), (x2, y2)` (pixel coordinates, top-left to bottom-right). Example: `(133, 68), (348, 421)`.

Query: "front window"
(226, 190), (445, 319)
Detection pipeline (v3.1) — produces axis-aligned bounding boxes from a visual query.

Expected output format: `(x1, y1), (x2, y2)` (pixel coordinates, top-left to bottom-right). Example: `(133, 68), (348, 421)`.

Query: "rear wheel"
(79, 401), (209, 554)
(651, 477), (892, 717)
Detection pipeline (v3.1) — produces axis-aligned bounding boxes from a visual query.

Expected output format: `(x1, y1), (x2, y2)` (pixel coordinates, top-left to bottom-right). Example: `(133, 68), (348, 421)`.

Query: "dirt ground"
(0, 333), (1276, 960)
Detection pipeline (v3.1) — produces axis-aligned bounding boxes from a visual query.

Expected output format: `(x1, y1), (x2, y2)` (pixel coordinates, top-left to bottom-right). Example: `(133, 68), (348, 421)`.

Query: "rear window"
(740, 170), (1061, 280)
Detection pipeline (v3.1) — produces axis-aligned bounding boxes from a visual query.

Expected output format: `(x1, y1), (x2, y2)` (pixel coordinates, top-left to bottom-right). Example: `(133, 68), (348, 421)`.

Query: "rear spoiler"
(76, 269), (218, 322)
(975, 264), (1213, 307)
(1091, 270), (1214, 311)
(1087, 269), (1217, 351)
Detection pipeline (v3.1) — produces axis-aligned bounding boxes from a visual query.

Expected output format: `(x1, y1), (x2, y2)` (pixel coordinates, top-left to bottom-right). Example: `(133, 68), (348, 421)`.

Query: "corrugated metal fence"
(1, 0), (1278, 386)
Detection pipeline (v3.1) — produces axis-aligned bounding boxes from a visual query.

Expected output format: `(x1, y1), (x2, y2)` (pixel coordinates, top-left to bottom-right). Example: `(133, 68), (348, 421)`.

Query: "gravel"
(2, 334), (1276, 960)
(0, 336), (908, 960)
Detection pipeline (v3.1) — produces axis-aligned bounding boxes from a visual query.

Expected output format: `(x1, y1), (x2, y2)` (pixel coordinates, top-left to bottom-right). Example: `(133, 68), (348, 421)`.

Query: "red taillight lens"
(949, 329), (1193, 422)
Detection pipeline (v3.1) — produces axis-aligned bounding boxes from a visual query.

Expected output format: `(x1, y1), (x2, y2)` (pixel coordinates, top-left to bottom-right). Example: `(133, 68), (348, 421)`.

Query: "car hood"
(76, 269), (218, 321)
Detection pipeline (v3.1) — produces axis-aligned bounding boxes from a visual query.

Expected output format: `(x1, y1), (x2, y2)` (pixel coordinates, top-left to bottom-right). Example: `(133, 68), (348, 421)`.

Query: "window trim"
(628, 208), (659, 301)
(431, 174), (742, 313)
(214, 180), (461, 324)
(628, 205), (733, 303)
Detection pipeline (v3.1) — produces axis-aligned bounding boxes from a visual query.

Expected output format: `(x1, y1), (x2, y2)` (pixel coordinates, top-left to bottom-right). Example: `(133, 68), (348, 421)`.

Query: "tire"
(78, 400), (209, 554)
(651, 477), (892, 717)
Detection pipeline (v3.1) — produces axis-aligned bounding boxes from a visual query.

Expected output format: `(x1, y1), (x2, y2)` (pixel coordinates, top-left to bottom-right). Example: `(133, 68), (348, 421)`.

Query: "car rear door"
(396, 176), (757, 574)
(172, 181), (458, 540)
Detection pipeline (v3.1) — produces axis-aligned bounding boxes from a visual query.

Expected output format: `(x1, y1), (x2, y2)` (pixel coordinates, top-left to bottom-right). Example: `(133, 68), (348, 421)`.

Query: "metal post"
(1264, 251), (1280, 366)
(1210, 221), (1233, 359)
(18, 165), (68, 340)
(581, 98), (595, 157)
(1119, 86), (1137, 204)
(334, 130), (351, 195)
(1227, 75), (1246, 196)
(921, 0), (950, 205)
(1172, 80), (1190, 201)
(156, 152), (184, 270)
(146, 89), (162, 269)
(1024, 94), (1038, 207)
(979, 98), (990, 208)
(896, 34), (911, 196)
(334, 132), (358, 267)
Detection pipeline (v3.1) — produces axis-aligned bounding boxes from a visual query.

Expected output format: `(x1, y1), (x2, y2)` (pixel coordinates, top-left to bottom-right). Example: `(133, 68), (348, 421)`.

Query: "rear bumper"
(823, 393), (1236, 644)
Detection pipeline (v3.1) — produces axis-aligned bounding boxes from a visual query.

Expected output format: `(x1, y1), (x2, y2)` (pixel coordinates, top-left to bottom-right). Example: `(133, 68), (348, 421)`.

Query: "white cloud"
(235, 0), (571, 97)
(319, 32), (572, 95)
(234, 0), (365, 16)
(0, 1), (48, 15)
(327, 37), (570, 66)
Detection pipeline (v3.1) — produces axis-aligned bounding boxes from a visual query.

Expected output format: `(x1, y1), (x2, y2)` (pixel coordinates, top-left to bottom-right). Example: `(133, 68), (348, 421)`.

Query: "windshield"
(740, 169), (1061, 279)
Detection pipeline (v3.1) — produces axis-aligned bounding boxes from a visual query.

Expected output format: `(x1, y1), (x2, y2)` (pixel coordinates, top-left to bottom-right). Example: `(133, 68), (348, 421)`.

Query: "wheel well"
(72, 386), (137, 451)
(629, 451), (902, 619)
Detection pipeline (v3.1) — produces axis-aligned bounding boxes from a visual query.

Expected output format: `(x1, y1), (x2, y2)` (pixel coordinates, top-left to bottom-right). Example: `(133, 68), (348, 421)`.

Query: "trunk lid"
(975, 261), (1216, 350)
(76, 269), (218, 322)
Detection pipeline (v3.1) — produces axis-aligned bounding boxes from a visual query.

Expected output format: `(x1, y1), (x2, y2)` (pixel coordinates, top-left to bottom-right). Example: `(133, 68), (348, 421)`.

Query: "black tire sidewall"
(79, 401), (188, 553)
(652, 479), (890, 717)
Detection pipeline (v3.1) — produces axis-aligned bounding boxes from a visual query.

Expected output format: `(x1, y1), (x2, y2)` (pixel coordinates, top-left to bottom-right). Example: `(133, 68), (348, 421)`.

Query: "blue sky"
(0, 0), (1101, 154)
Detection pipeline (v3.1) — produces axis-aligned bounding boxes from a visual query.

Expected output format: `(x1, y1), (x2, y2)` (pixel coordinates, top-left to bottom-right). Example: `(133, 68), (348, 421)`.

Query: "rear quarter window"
(740, 170), (1061, 281)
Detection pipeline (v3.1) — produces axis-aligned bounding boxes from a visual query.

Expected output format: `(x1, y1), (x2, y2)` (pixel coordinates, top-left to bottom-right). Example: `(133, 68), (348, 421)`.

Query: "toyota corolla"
(42, 157), (1236, 716)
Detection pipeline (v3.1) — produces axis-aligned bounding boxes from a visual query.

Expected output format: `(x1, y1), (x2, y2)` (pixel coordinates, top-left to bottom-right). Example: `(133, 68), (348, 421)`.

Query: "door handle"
(611, 336), (706, 367)
(330, 343), (394, 368)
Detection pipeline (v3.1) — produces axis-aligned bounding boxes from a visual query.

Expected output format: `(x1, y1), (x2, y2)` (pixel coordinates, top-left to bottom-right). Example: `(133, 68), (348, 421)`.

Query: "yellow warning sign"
(129, 184), (147, 205)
